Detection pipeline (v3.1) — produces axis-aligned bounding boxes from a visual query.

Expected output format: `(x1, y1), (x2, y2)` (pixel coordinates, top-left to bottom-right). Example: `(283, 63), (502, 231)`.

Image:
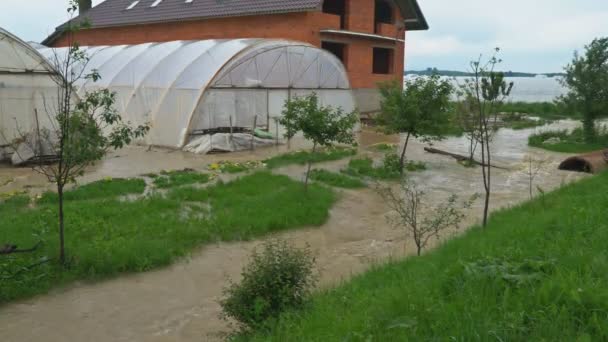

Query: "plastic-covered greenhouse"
(1, 27), (356, 151)
(0, 28), (59, 146)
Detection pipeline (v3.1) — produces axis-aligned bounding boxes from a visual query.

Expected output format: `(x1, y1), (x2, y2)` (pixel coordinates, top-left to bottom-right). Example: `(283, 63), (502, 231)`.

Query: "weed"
(153, 169), (211, 188)
(38, 178), (145, 204)
(309, 169), (366, 188)
(264, 147), (356, 169)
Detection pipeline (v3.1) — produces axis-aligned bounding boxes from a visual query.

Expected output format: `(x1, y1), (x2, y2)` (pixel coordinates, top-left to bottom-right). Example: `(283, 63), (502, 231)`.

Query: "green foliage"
(152, 169), (211, 189)
(378, 76), (454, 141)
(499, 112), (549, 130)
(280, 93), (358, 148)
(498, 101), (578, 120)
(405, 160), (427, 172)
(208, 161), (263, 174)
(0, 173), (335, 303)
(369, 143), (397, 152)
(221, 240), (317, 332)
(309, 169), (366, 188)
(528, 126), (608, 153)
(342, 154), (402, 180)
(245, 172), (608, 341)
(38, 178), (145, 204)
(559, 37), (608, 142)
(264, 147), (356, 169)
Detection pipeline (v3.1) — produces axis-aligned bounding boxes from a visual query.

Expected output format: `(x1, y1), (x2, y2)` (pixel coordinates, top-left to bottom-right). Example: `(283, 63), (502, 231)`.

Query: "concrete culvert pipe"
(558, 150), (608, 174)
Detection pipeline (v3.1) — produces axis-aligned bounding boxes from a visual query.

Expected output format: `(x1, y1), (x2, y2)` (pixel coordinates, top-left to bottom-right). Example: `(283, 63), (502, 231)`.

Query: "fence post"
(251, 116), (257, 151)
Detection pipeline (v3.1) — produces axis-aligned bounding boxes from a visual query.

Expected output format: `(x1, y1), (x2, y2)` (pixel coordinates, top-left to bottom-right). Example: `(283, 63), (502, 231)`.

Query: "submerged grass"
(529, 126), (608, 153)
(38, 178), (146, 204)
(342, 156), (401, 180)
(245, 171), (608, 341)
(153, 169), (211, 188)
(264, 147), (356, 169)
(309, 169), (366, 189)
(0, 172), (335, 304)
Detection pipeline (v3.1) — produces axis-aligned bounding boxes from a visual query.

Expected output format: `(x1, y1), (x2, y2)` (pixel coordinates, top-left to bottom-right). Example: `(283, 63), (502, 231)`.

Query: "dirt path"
(0, 122), (589, 341)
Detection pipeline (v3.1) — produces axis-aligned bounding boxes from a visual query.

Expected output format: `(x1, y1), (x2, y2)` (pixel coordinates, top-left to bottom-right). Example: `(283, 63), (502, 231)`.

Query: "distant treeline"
(405, 68), (565, 78)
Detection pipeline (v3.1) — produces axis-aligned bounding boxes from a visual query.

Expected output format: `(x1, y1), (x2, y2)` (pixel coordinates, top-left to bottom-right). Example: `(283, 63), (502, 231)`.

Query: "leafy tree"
(13, 1), (149, 265)
(459, 48), (513, 227)
(378, 75), (453, 174)
(280, 93), (358, 191)
(559, 37), (608, 143)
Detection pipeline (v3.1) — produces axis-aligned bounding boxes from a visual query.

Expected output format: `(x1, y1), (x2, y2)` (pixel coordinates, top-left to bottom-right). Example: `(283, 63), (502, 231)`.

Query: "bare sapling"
(523, 154), (547, 200)
(459, 48), (513, 227)
(379, 179), (476, 256)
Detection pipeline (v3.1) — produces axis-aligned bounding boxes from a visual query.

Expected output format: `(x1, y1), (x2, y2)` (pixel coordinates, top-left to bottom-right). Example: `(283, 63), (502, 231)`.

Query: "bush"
(220, 240), (317, 331)
(342, 153), (402, 180)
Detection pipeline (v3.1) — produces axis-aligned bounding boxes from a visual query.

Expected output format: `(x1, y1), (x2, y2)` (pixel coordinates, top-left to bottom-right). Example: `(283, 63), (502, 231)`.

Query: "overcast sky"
(2, 0), (607, 73)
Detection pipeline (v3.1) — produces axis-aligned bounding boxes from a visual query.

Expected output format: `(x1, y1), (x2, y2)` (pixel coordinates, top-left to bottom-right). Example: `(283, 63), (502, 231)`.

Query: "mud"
(0, 121), (589, 342)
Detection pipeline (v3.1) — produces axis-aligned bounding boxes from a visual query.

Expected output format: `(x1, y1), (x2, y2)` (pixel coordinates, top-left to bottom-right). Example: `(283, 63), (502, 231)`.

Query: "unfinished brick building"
(44, 0), (428, 113)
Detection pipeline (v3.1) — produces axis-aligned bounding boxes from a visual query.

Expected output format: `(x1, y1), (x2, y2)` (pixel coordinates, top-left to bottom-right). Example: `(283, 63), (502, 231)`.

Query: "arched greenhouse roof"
(34, 39), (352, 147)
(0, 28), (55, 75)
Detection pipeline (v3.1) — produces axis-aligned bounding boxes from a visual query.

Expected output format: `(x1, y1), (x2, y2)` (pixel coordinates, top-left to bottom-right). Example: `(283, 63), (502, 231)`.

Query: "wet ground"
(0, 121), (589, 341)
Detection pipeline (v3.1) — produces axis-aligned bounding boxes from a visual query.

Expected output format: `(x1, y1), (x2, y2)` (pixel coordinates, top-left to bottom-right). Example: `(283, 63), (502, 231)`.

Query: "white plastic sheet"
(1, 29), (356, 149)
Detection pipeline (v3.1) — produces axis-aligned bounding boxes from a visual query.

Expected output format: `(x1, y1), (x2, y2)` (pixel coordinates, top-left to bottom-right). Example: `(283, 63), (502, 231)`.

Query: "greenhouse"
(0, 27), (356, 153)
(0, 28), (59, 146)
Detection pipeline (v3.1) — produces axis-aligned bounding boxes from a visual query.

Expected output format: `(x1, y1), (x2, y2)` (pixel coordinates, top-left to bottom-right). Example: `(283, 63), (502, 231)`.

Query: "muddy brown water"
(0, 121), (589, 341)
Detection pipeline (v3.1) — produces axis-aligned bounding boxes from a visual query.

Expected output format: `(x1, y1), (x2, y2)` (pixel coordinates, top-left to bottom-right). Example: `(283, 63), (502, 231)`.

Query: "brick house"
(43, 0), (428, 113)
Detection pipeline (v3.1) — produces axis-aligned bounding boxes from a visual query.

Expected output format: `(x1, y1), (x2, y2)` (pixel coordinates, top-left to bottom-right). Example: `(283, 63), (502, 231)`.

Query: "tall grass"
(0, 172), (335, 304)
(245, 172), (608, 341)
(264, 147), (356, 169)
(529, 126), (608, 153)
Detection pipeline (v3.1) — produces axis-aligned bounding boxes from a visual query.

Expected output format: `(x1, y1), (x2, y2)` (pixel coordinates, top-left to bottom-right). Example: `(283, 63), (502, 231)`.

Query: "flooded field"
(0, 120), (589, 342)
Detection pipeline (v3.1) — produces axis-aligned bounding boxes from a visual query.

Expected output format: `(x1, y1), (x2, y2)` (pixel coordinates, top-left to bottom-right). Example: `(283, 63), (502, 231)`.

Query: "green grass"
(499, 112), (550, 130)
(245, 171), (608, 341)
(529, 127), (608, 153)
(309, 169), (366, 189)
(208, 161), (262, 174)
(369, 143), (397, 152)
(264, 147), (357, 169)
(342, 157), (401, 180)
(38, 178), (146, 204)
(153, 169), (211, 188)
(405, 160), (427, 172)
(498, 101), (579, 121)
(0, 172), (335, 304)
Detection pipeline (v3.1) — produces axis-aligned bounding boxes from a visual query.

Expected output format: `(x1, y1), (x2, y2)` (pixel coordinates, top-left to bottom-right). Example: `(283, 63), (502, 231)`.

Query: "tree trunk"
(304, 143), (317, 192)
(58, 184), (66, 265)
(400, 132), (411, 175)
(583, 114), (596, 143)
(481, 129), (491, 228)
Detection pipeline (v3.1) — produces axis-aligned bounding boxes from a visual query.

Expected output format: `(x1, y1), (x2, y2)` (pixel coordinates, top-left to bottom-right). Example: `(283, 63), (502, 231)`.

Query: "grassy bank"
(0, 172), (335, 304)
(498, 101), (578, 121)
(264, 147), (356, 169)
(246, 172), (608, 341)
(529, 127), (608, 153)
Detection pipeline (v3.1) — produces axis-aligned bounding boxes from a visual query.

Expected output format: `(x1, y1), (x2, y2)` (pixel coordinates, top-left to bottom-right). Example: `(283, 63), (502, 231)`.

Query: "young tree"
(378, 75), (453, 174)
(459, 49), (513, 227)
(12, 1), (149, 265)
(523, 155), (547, 200)
(280, 93), (358, 191)
(559, 37), (608, 143)
(379, 179), (475, 256)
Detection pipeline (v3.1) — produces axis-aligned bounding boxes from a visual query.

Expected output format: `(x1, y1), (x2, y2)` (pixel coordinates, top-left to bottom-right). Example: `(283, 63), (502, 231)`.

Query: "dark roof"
(43, 0), (428, 45)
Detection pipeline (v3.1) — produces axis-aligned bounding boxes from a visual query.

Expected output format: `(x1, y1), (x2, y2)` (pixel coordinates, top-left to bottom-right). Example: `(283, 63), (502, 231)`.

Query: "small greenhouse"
(0, 27), (356, 154)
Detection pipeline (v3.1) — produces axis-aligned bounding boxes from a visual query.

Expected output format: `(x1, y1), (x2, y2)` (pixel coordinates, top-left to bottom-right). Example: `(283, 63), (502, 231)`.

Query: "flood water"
(0, 120), (589, 341)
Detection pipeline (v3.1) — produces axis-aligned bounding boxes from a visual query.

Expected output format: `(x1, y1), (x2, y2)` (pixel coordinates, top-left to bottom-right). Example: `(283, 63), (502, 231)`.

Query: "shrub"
(342, 153), (402, 180)
(220, 240), (317, 331)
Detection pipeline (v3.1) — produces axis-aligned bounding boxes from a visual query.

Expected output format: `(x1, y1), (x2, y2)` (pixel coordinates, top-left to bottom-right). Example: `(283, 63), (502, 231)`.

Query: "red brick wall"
(53, 1), (406, 90)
